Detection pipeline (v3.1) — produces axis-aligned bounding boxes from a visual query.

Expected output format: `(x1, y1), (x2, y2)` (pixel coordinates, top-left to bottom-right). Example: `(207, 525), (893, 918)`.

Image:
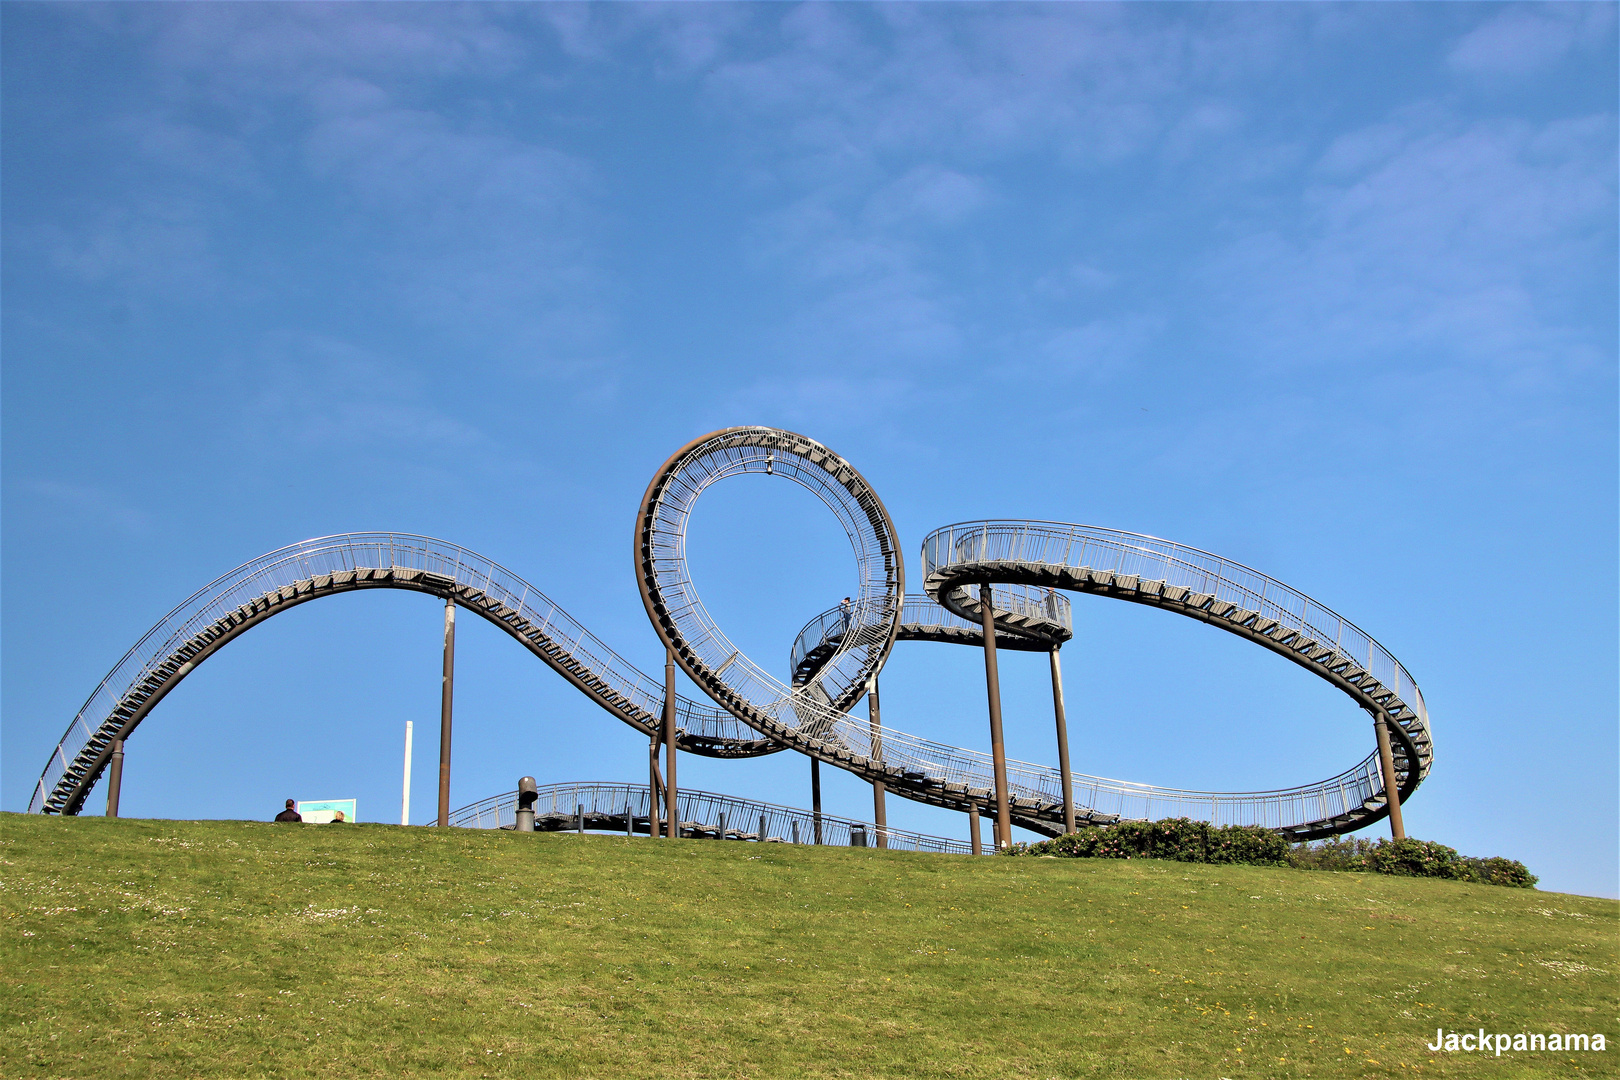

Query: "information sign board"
(297, 798), (357, 824)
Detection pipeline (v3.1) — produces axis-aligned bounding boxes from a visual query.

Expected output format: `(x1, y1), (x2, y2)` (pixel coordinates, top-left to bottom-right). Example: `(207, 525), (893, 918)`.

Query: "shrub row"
(1002, 820), (1536, 888)
(1285, 836), (1537, 888)
(1002, 818), (1288, 866)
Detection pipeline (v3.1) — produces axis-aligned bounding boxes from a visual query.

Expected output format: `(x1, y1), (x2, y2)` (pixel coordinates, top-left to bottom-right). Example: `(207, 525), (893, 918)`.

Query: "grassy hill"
(2, 813), (1614, 1079)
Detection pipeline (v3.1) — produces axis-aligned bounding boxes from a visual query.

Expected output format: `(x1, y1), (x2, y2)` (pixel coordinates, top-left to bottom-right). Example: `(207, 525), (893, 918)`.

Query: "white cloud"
(1448, 3), (1616, 79)
(721, 374), (916, 431)
(239, 335), (492, 457)
(864, 166), (989, 228)
(1204, 111), (1616, 378)
(24, 481), (152, 536)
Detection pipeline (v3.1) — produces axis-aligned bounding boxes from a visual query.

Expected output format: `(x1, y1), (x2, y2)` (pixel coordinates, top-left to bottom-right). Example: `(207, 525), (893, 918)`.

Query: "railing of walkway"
(445, 782), (973, 854)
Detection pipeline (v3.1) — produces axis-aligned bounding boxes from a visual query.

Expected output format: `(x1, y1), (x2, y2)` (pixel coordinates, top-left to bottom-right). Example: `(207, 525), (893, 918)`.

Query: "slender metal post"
(717, 811), (726, 840)
(868, 675), (888, 849)
(104, 739), (124, 818)
(648, 732), (662, 839)
(968, 806), (982, 855)
(759, 814), (768, 842)
(437, 598), (455, 827)
(978, 584), (1012, 850)
(663, 647), (678, 837)
(1049, 650), (1075, 834)
(398, 725), (411, 829)
(811, 757), (823, 844)
(577, 803), (585, 835)
(1373, 710), (1407, 840)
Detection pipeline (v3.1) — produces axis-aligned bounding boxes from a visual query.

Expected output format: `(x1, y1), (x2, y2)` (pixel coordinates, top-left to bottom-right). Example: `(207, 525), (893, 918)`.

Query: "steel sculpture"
(31, 426), (1430, 843)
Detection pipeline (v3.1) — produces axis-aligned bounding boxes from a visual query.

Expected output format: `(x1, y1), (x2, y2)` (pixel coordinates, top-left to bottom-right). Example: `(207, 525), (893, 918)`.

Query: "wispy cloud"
(22, 481), (152, 536)
(1448, 3), (1616, 79)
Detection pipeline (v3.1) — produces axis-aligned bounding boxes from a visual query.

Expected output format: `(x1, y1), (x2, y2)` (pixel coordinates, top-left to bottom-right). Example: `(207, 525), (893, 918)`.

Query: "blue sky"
(3, 3), (1615, 896)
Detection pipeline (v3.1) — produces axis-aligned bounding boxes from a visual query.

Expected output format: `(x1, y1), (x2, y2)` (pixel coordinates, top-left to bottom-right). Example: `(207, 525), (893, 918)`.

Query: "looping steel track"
(34, 426), (1430, 840)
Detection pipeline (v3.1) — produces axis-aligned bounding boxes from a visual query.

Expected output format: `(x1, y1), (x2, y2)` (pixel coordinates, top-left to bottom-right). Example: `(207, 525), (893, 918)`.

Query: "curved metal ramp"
(28, 534), (780, 817)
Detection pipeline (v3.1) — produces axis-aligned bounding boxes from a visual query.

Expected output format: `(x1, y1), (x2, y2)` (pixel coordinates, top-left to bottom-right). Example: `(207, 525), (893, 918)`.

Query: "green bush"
(1009, 824), (1536, 888)
(1284, 836), (1375, 871)
(1285, 837), (1536, 889)
(1455, 856), (1539, 889)
(1005, 817), (1285, 867)
(1362, 837), (1460, 878)
(1205, 823), (1289, 866)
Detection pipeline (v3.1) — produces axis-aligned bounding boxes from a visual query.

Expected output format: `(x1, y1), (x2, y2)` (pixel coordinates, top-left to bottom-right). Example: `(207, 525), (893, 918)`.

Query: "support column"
(968, 806), (982, 856)
(104, 739), (125, 818)
(663, 647), (678, 838)
(1373, 710), (1407, 840)
(978, 583), (1012, 850)
(868, 675), (888, 849)
(648, 732), (663, 839)
(1049, 650), (1075, 834)
(437, 598), (455, 827)
(811, 757), (824, 844)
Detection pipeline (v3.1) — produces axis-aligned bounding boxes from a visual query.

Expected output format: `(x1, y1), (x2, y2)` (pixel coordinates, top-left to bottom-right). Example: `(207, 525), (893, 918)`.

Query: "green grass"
(2, 813), (1614, 1079)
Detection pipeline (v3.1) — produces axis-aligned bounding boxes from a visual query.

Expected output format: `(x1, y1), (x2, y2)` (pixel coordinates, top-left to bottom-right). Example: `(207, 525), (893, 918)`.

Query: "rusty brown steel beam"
(978, 584), (1012, 850)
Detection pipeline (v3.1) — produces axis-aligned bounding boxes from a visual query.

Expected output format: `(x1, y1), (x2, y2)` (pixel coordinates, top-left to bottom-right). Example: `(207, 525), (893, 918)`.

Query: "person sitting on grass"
(331, 810), (348, 823)
(274, 799), (301, 823)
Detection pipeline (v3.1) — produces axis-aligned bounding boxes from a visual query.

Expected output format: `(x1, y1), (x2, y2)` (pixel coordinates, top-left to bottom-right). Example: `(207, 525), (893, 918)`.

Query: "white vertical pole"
(401, 721), (414, 826)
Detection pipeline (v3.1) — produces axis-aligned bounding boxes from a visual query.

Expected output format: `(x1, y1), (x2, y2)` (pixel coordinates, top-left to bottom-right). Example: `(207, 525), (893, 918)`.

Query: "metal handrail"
(790, 589), (1071, 678)
(923, 521), (1427, 731)
(444, 782), (972, 854)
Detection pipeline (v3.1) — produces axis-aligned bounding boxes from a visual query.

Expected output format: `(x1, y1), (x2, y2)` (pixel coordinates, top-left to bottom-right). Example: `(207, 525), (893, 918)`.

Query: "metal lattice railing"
(790, 589), (1072, 678)
(444, 782), (973, 854)
(923, 521), (1427, 733)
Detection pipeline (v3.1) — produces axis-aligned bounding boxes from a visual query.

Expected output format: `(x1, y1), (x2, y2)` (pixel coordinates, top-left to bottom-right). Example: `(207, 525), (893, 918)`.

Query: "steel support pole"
(1049, 650), (1076, 834)
(1373, 710), (1407, 840)
(104, 739), (124, 818)
(811, 757), (824, 844)
(648, 732), (662, 839)
(978, 584), (1012, 850)
(437, 598), (455, 828)
(968, 806), (982, 856)
(868, 675), (888, 849)
(663, 647), (678, 838)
